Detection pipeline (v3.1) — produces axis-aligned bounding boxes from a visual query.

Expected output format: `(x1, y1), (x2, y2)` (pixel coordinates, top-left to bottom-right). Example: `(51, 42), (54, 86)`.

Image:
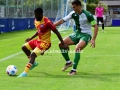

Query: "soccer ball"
(6, 65), (17, 76)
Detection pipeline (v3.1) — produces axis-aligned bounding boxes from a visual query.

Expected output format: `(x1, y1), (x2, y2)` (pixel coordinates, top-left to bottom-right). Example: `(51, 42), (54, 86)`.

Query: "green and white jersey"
(63, 9), (97, 36)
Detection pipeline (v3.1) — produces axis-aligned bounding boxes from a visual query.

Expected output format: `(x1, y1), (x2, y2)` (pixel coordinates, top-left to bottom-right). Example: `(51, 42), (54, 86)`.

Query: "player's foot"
(62, 62), (73, 71)
(102, 30), (106, 33)
(30, 61), (38, 70)
(17, 72), (27, 77)
(68, 70), (76, 76)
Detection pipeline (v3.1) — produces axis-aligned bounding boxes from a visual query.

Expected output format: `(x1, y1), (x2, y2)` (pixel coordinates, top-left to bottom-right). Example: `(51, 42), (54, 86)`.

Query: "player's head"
(71, 0), (82, 12)
(98, 3), (102, 7)
(34, 7), (43, 21)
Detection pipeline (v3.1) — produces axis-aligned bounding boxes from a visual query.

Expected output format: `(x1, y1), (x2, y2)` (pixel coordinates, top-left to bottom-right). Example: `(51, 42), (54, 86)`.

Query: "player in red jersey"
(18, 7), (68, 77)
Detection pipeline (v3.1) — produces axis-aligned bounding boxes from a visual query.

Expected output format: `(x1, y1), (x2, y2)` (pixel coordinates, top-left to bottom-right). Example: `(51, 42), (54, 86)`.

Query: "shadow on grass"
(7, 74), (18, 77)
(29, 71), (120, 82)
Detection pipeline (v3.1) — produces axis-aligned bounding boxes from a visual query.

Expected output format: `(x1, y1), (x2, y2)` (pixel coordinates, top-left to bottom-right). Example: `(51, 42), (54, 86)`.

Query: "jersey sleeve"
(87, 13), (97, 26)
(47, 20), (56, 31)
(63, 11), (74, 21)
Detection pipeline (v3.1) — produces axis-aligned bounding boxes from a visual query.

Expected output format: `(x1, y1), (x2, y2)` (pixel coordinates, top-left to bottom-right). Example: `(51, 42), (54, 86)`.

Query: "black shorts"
(97, 17), (104, 24)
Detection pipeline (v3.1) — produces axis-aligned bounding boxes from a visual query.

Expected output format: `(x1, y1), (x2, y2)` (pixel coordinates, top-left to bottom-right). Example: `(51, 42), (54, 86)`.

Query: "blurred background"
(0, 0), (59, 18)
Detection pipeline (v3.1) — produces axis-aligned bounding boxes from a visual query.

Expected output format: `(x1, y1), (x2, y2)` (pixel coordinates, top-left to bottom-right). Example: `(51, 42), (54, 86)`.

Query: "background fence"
(0, 0), (59, 18)
(0, 0), (120, 33)
(0, 0), (59, 33)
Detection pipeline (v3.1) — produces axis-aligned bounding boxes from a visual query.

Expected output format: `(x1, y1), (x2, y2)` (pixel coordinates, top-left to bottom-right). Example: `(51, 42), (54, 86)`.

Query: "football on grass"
(6, 65), (17, 76)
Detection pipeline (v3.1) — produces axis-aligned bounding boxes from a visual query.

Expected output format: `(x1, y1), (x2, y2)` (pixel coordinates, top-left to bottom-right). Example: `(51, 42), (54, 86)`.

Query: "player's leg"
(18, 40), (38, 77)
(97, 17), (100, 33)
(68, 40), (86, 75)
(18, 42), (51, 77)
(22, 45), (31, 59)
(17, 52), (37, 77)
(59, 36), (74, 71)
(100, 17), (105, 32)
(22, 40), (36, 59)
(68, 33), (91, 75)
(29, 42), (51, 70)
(97, 17), (99, 26)
(21, 40), (38, 69)
(60, 32), (79, 71)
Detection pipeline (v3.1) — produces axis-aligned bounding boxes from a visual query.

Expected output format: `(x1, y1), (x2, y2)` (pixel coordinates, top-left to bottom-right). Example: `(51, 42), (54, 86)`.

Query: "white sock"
(72, 69), (76, 71)
(66, 60), (71, 63)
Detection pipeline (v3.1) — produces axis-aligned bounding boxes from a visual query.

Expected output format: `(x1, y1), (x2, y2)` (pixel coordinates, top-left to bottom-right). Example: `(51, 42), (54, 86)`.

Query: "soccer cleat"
(30, 61), (38, 70)
(67, 70), (76, 76)
(62, 62), (73, 71)
(17, 72), (27, 77)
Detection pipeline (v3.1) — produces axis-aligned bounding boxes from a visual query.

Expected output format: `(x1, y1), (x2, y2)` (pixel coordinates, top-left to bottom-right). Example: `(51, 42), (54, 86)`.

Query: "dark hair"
(71, 0), (82, 6)
(34, 7), (43, 14)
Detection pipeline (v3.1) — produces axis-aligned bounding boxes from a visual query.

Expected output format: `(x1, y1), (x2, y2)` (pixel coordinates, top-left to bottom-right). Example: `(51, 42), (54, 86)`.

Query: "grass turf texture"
(0, 27), (120, 90)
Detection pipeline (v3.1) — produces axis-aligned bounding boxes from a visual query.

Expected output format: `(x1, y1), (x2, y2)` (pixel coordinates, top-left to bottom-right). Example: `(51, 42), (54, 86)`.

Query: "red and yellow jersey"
(34, 16), (56, 43)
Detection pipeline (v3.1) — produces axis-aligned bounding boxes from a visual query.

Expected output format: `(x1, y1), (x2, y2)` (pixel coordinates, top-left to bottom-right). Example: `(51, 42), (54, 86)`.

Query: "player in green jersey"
(54, 0), (98, 75)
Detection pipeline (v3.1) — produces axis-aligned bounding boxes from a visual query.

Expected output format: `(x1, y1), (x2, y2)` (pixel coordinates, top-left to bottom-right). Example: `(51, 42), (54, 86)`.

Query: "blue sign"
(0, 18), (9, 32)
(112, 20), (120, 26)
(0, 18), (55, 33)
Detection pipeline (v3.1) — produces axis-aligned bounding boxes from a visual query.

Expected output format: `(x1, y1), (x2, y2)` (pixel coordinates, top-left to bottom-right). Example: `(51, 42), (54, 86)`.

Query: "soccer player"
(54, 0), (98, 75)
(17, 7), (68, 77)
(95, 2), (105, 32)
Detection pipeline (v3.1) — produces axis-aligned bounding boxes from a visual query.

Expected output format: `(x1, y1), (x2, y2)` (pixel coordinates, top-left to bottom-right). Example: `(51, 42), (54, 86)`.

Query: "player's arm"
(90, 20), (98, 48)
(95, 8), (97, 16)
(91, 24), (98, 48)
(25, 19), (38, 42)
(87, 13), (98, 48)
(25, 32), (38, 42)
(54, 11), (72, 26)
(52, 28), (68, 49)
(54, 19), (64, 26)
(48, 21), (68, 49)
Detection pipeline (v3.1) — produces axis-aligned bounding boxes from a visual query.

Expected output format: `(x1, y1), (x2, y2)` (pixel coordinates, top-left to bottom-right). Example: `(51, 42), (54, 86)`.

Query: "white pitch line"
(0, 52), (23, 62)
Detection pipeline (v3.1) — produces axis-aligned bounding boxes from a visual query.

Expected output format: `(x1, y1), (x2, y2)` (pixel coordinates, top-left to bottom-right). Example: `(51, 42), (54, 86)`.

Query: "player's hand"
(61, 44), (69, 50)
(90, 39), (95, 48)
(25, 38), (32, 42)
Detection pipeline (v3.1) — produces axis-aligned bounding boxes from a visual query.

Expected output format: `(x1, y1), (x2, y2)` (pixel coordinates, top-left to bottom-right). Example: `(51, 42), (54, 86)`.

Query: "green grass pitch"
(0, 27), (120, 90)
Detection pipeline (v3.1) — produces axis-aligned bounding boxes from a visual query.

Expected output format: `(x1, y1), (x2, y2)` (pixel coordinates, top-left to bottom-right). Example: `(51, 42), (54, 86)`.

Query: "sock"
(66, 60), (71, 63)
(60, 47), (70, 61)
(23, 63), (32, 73)
(73, 52), (80, 69)
(102, 24), (104, 30)
(72, 69), (76, 71)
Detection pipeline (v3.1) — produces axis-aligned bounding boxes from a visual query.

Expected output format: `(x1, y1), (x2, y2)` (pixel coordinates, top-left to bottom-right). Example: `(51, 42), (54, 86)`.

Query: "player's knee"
(21, 45), (27, 51)
(30, 52), (37, 58)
